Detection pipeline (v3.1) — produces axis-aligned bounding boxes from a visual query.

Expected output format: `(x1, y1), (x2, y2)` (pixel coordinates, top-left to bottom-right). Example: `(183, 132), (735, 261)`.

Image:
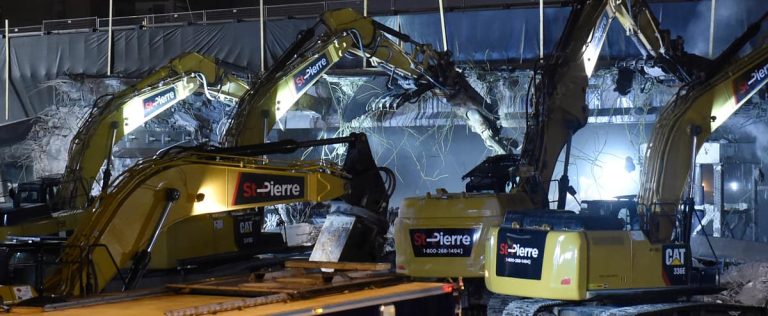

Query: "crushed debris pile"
(698, 262), (768, 307)
(0, 78), (129, 180)
(719, 262), (768, 307)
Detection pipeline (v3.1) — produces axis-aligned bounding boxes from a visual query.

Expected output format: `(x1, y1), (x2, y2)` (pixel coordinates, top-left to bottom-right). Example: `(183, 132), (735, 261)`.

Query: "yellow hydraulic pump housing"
(485, 223), (691, 301)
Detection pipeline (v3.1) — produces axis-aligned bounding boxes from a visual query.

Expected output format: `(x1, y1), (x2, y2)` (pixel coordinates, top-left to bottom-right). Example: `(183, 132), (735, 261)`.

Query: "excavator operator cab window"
(18, 190), (39, 204)
(579, 196), (640, 231)
(502, 197), (640, 232)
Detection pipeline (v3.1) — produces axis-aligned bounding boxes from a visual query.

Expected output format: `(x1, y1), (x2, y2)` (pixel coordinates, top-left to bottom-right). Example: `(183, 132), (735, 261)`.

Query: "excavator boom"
(45, 133), (388, 296)
(608, 0), (699, 82)
(517, 0), (607, 208)
(58, 53), (250, 210)
(518, 0), (701, 208)
(639, 14), (768, 243)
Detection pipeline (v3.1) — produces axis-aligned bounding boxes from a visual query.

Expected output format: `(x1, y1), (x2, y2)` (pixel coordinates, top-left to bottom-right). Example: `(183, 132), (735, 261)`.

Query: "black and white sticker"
(232, 172), (305, 206)
(142, 86), (177, 117)
(733, 55), (768, 105)
(495, 228), (547, 280)
(409, 228), (478, 257)
(293, 53), (331, 94)
(662, 244), (689, 286)
(232, 212), (260, 249)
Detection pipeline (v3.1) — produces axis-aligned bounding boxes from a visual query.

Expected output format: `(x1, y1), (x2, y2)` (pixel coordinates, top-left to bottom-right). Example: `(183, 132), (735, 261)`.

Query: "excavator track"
(487, 295), (564, 316)
(487, 298), (767, 316)
(597, 302), (705, 315)
(597, 302), (767, 316)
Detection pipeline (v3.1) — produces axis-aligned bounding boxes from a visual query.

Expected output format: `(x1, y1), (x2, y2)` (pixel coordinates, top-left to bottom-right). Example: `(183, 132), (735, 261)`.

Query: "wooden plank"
(237, 282), (301, 293)
(38, 294), (239, 315)
(260, 268), (304, 281)
(40, 282), (445, 315)
(167, 272), (404, 300)
(178, 282), (449, 315)
(167, 283), (297, 294)
(273, 277), (325, 285)
(165, 293), (290, 316)
(284, 260), (391, 271)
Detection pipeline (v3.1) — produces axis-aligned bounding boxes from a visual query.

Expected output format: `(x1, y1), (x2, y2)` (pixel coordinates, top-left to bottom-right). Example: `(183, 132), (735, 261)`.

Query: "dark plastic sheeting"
(112, 22), (262, 77)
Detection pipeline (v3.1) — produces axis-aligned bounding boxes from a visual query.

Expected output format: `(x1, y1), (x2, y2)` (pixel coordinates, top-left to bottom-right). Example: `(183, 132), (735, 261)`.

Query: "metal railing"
(1, 0), (701, 36)
(42, 17), (98, 33)
(0, 0), (579, 36)
(1, 1), (365, 36)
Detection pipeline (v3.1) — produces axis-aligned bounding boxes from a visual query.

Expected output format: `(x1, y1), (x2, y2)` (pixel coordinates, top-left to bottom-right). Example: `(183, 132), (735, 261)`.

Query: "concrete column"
(752, 165), (759, 241)
(713, 163), (723, 237)
(438, 0), (448, 51)
(0, 169), (7, 203)
(694, 163), (704, 206)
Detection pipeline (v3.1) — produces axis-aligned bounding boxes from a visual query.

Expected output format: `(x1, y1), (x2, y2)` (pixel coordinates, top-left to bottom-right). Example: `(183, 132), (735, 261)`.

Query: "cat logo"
(665, 248), (686, 266)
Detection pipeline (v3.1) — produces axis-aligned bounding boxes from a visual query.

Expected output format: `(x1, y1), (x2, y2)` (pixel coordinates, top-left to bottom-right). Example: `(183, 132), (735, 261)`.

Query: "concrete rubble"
(697, 262), (768, 307)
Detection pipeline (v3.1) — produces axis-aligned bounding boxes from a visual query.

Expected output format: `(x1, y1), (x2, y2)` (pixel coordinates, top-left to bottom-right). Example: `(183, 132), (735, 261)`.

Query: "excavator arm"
(607, 0), (697, 82)
(223, 8), (506, 154)
(516, 0), (610, 208)
(638, 14), (768, 243)
(57, 53), (250, 210)
(45, 133), (389, 296)
(517, 0), (701, 208)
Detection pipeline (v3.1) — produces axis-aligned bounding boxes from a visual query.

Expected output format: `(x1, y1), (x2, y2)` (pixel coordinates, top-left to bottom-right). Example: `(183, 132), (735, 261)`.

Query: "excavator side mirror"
(567, 185), (577, 196)
(567, 185), (581, 207)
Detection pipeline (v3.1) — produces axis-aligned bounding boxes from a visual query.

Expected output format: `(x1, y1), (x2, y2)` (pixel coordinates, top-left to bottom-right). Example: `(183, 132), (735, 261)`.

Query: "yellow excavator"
(33, 132), (391, 297)
(1, 7), (504, 273)
(482, 10), (768, 316)
(174, 6), (509, 267)
(0, 52), (250, 234)
(395, 0), (694, 279)
(0, 53), (262, 275)
(0, 7), (506, 302)
(395, 0), (766, 314)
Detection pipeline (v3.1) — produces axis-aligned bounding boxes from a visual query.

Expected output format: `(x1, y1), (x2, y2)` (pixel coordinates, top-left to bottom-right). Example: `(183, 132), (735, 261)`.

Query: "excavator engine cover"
(394, 192), (532, 277)
(485, 212), (707, 301)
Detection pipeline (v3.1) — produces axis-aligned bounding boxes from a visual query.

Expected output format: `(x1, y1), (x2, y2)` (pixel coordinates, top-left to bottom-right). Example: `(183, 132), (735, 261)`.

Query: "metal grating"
(266, 3), (326, 18)
(204, 7), (261, 22)
(325, 0), (364, 11)
(42, 17), (97, 33)
(150, 11), (205, 25)
(0, 26), (43, 34)
(98, 16), (150, 28)
(9, 0), (593, 35)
